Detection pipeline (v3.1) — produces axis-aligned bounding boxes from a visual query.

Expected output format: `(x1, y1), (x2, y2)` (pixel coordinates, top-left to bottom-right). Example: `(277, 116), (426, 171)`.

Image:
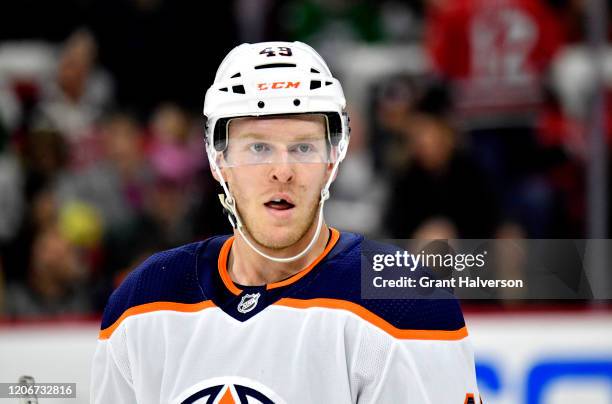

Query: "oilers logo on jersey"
(172, 376), (285, 404)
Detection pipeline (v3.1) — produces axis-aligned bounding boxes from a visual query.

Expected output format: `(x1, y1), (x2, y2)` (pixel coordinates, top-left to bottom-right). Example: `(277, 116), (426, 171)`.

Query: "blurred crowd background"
(0, 0), (610, 318)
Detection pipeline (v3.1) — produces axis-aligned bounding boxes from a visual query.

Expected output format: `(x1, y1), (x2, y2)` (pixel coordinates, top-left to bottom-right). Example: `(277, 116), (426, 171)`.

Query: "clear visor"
(214, 114), (341, 167)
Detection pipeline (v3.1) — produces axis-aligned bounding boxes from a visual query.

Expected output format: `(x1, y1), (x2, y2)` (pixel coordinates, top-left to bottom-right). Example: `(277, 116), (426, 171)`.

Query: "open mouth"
(264, 198), (295, 211)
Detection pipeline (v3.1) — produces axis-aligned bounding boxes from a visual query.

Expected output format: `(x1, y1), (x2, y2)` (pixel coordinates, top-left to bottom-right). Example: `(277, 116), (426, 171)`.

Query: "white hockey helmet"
(203, 41), (350, 163)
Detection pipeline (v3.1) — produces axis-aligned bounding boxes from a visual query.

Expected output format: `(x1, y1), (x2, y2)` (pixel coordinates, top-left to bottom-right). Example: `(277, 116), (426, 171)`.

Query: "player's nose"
(269, 163), (295, 183)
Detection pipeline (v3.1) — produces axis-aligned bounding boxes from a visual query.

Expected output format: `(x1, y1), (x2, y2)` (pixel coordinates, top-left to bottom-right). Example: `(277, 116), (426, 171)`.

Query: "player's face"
(221, 115), (332, 249)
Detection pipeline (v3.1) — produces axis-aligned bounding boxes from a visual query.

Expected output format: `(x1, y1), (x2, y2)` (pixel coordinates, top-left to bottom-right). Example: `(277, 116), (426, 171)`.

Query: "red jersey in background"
(426, 0), (563, 123)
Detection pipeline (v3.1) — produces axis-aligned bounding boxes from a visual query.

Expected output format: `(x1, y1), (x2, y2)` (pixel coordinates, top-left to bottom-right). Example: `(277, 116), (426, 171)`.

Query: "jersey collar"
(218, 228), (341, 296)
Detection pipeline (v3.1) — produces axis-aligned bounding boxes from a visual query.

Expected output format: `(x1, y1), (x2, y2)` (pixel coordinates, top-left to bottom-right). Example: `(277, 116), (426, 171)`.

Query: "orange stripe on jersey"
(98, 300), (216, 340)
(274, 298), (469, 341)
(218, 236), (242, 295)
(217, 228), (341, 295)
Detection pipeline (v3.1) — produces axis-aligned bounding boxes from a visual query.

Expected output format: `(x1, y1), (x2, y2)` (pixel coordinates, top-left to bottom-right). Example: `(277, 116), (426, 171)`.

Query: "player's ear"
(209, 165), (224, 183)
(325, 162), (338, 183)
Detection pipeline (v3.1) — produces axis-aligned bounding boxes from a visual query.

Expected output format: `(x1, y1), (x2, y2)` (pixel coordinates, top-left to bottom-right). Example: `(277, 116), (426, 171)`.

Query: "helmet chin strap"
(209, 146), (342, 263)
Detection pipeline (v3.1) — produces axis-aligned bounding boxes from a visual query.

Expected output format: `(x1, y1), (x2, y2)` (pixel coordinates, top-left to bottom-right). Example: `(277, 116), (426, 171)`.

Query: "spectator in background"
(146, 104), (205, 246)
(95, 108), (205, 299)
(324, 106), (388, 236)
(21, 128), (68, 201)
(384, 111), (499, 238)
(370, 74), (421, 174)
(4, 226), (91, 317)
(425, 0), (562, 122)
(425, 0), (565, 237)
(148, 103), (231, 245)
(54, 113), (156, 297)
(37, 29), (113, 138)
(145, 178), (197, 248)
(145, 103), (208, 245)
(35, 29), (113, 169)
(148, 103), (204, 186)
(57, 113), (153, 234)
(2, 188), (58, 285)
(411, 217), (458, 240)
(370, 74), (451, 174)
(1, 128), (67, 285)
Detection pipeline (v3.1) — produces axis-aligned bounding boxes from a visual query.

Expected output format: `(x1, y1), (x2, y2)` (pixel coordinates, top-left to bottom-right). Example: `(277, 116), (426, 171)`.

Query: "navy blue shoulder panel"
(100, 236), (229, 330)
(288, 232), (466, 332)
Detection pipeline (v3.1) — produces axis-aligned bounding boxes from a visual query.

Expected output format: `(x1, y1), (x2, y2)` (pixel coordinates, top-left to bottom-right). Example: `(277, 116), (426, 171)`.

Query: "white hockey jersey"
(91, 229), (481, 403)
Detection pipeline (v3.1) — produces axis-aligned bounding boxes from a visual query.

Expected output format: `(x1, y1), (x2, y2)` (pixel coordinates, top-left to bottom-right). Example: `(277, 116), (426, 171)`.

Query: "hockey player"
(91, 41), (481, 403)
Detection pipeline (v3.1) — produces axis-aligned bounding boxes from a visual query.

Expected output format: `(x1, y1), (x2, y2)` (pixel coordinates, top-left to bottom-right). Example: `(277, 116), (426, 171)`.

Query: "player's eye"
(290, 143), (314, 154)
(249, 143), (270, 154)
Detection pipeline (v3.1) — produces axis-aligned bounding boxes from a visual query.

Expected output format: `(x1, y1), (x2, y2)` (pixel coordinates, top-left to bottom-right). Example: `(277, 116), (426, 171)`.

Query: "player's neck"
(228, 222), (331, 287)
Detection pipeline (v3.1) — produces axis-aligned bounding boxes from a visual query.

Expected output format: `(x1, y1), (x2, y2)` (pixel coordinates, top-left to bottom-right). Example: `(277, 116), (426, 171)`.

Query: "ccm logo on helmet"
(257, 81), (301, 90)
